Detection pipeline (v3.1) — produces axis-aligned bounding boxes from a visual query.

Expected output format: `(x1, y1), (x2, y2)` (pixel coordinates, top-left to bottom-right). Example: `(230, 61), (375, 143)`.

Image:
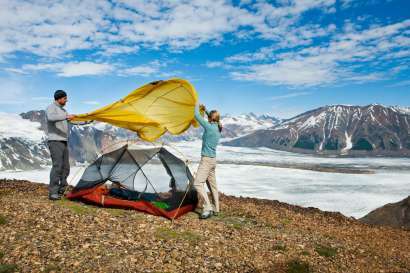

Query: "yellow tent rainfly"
(72, 78), (199, 141)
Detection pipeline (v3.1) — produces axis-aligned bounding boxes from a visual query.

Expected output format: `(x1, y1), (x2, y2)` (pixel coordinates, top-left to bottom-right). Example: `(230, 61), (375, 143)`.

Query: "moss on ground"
(301, 250), (310, 256)
(0, 215), (7, 225)
(273, 242), (287, 252)
(105, 208), (127, 217)
(286, 259), (311, 273)
(56, 199), (96, 215)
(281, 218), (292, 226)
(156, 227), (201, 243)
(0, 264), (18, 273)
(315, 244), (338, 258)
(214, 212), (257, 229)
(44, 264), (60, 273)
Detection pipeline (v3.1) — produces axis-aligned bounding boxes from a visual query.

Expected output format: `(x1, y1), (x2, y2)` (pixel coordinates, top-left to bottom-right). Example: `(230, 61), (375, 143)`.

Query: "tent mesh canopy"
(73, 144), (197, 211)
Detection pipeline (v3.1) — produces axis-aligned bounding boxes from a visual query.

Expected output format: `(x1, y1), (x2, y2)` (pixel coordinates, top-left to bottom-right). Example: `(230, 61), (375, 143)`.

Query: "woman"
(193, 103), (222, 219)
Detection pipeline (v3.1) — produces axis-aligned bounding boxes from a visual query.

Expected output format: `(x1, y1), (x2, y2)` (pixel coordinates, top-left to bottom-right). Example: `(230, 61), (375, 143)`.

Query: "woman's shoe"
(199, 211), (212, 219)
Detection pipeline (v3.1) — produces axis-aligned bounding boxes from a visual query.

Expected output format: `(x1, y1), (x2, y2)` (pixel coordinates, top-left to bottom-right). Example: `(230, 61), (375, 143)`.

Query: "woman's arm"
(194, 104), (212, 130)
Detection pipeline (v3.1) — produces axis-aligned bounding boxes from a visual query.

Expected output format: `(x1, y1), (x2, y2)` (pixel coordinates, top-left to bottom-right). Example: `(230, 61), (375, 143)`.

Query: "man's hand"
(67, 114), (76, 121)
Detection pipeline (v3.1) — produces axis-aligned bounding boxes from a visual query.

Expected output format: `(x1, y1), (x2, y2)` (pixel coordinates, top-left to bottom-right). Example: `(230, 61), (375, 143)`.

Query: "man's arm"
(46, 105), (68, 122)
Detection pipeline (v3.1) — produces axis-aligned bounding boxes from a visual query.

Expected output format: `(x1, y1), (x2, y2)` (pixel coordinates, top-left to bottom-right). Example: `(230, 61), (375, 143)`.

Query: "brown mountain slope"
(360, 196), (410, 229)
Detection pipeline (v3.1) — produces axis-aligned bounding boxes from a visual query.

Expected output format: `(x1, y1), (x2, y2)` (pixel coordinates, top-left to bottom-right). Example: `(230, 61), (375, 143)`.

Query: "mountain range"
(1, 104), (409, 170)
(0, 110), (279, 170)
(225, 104), (410, 156)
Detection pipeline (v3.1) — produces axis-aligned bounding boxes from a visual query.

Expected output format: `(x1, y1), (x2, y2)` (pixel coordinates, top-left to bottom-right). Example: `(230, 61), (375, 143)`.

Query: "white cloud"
(58, 62), (113, 77)
(32, 97), (51, 101)
(0, 0), (248, 57)
(340, 0), (356, 9)
(226, 47), (273, 63)
(250, 0), (336, 42)
(269, 92), (312, 101)
(82, 101), (100, 105)
(98, 44), (140, 56)
(1, 0), (408, 88)
(387, 80), (410, 87)
(120, 66), (159, 77)
(225, 18), (410, 87)
(0, 0), (343, 60)
(232, 60), (336, 87)
(390, 64), (409, 74)
(119, 60), (164, 77)
(7, 59), (176, 78)
(225, 23), (337, 65)
(345, 73), (384, 83)
(0, 1), (110, 58)
(339, 0), (387, 10)
(0, 79), (25, 105)
(205, 61), (224, 68)
(18, 62), (113, 77)
(3, 68), (27, 74)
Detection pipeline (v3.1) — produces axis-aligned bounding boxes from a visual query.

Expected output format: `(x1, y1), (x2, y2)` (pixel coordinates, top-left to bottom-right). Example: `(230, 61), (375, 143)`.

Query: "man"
(46, 90), (76, 200)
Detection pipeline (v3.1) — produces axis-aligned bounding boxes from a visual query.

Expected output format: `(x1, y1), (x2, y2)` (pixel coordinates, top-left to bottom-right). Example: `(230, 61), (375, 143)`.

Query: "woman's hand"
(197, 104), (207, 118)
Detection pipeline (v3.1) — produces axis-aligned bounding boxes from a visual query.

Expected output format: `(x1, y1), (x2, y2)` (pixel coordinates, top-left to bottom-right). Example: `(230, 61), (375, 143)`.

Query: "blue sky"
(0, 0), (409, 118)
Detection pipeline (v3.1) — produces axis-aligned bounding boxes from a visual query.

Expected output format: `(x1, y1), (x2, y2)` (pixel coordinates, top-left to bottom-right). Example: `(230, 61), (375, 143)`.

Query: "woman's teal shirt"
(194, 107), (221, 158)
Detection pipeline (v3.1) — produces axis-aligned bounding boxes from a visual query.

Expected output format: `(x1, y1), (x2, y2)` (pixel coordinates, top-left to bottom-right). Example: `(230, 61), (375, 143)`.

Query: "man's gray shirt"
(46, 102), (69, 141)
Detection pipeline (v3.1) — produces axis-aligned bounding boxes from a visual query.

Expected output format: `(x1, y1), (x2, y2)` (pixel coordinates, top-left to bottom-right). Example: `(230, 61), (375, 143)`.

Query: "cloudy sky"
(0, 0), (409, 118)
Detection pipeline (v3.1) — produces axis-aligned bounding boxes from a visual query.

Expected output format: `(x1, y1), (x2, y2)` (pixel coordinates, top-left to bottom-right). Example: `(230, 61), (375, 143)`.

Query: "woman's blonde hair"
(208, 110), (222, 132)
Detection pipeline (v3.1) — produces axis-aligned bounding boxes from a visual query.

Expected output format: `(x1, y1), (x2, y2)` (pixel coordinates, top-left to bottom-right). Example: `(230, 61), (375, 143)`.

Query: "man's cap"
(54, 90), (67, 100)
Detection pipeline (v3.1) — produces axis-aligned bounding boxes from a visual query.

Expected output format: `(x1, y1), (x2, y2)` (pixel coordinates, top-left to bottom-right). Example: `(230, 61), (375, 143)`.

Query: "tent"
(71, 79), (199, 141)
(66, 144), (198, 219)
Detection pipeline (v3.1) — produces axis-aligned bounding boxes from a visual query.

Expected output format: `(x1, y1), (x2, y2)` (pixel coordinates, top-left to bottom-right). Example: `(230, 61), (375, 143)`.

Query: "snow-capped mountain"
(0, 112), (49, 170)
(393, 106), (410, 115)
(1, 104), (409, 170)
(225, 104), (410, 156)
(0, 110), (279, 170)
(162, 112), (280, 141)
(220, 113), (279, 138)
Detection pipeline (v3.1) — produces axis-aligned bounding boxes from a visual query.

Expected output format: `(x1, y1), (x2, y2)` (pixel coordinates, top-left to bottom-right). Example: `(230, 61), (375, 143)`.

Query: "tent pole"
(171, 176), (193, 226)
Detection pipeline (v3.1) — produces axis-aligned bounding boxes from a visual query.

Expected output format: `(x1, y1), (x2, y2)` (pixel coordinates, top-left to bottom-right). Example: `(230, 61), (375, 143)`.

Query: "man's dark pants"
(48, 141), (70, 197)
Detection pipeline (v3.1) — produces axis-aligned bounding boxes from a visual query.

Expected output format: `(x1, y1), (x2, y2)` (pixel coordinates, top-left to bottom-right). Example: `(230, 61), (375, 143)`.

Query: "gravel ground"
(0, 179), (409, 273)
